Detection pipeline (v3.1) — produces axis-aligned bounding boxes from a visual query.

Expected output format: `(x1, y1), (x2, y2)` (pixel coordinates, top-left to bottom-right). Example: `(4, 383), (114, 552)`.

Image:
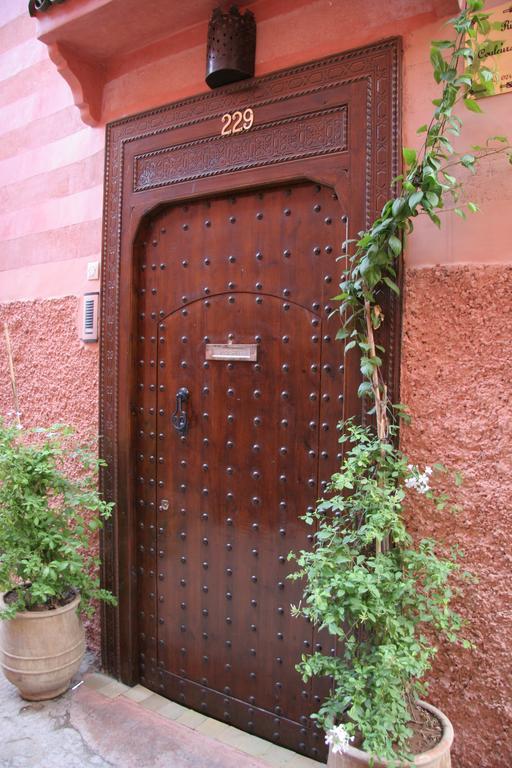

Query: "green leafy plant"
(289, 1), (510, 764)
(290, 424), (470, 763)
(0, 421), (116, 620)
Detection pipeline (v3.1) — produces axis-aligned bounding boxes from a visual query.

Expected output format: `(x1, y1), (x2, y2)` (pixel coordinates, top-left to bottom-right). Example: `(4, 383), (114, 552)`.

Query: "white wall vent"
(82, 292), (99, 342)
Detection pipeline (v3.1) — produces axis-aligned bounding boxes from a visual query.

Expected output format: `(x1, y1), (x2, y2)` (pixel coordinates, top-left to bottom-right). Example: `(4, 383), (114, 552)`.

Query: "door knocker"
(171, 387), (190, 436)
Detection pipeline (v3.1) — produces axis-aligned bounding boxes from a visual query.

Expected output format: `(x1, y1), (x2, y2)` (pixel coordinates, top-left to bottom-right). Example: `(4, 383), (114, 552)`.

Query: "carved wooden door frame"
(100, 38), (402, 682)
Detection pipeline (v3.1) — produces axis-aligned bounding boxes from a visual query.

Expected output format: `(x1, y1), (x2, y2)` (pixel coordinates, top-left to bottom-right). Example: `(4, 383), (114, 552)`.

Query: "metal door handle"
(171, 387), (189, 436)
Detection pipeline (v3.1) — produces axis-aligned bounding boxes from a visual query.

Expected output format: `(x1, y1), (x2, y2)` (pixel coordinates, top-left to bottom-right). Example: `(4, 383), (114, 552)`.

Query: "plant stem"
(3, 323), (21, 428)
(440, 145), (510, 174)
(363, 300), (389, 444)
(363, 299), (391, 555)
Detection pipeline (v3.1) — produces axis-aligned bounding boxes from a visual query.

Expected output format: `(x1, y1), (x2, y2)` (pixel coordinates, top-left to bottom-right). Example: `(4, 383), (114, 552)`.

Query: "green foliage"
(335, 2), (511, 415)
(290, 2), (509, 764)
(0, 421), (116, 619)
(290, 424), (470, 763)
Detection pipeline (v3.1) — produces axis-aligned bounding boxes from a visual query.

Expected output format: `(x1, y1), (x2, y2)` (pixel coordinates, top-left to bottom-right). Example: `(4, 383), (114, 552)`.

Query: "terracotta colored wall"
(402, 16), (511, 765)
(0, 2), (511, 766)
(0, 298), (101, 648)
(401, 265), (512, 768)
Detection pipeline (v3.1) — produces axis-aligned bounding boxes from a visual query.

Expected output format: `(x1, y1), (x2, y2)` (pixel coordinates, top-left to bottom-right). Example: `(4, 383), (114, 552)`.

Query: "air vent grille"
(82, 292), (99, 342)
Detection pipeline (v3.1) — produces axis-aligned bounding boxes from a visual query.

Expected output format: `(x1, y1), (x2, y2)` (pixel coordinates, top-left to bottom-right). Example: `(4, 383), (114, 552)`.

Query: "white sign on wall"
(479, 2), (512, 96)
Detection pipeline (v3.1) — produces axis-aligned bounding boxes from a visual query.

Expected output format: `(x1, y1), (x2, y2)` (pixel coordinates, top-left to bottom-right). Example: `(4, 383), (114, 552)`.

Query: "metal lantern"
(28, 0), (66, 17)
(206, 6), (256, 89)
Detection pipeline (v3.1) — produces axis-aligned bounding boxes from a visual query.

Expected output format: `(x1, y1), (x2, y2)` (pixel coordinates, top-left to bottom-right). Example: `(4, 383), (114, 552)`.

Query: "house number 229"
(221, 108), (254, 136)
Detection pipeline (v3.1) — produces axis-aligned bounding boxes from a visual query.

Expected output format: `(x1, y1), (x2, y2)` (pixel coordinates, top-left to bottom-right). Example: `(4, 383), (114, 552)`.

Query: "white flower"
(405, 465), (431, 495)
(325, 724), (354, 755)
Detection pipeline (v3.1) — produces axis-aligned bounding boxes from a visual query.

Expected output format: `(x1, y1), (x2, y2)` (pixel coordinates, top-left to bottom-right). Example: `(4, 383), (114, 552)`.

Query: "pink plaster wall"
(0, 2), (511, 766)
(401, 265), (512, 768)
(403, 17), (512, 267)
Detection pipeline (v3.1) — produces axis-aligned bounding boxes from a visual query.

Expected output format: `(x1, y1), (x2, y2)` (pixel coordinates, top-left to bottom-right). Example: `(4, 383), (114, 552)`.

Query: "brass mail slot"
(205, 343), (258, 362)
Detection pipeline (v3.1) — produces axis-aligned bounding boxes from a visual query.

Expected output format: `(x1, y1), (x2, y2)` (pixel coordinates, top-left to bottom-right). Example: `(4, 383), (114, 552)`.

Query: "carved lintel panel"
(134, 107), (348, 192)
(100, 39), (402, 681)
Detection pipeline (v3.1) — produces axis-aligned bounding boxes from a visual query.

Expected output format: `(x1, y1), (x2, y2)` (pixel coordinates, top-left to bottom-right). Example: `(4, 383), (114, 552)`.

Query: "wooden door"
(134, 182), (351, 759)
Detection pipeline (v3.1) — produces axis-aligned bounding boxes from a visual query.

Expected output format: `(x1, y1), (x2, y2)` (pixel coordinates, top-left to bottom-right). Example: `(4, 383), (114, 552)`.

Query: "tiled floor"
(84, 672), (324, 768)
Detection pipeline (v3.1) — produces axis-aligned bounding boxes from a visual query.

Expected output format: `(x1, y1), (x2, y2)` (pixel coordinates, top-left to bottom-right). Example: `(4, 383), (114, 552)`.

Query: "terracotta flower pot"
(327, 702), (453, 768)
(0, 592), (85, 700)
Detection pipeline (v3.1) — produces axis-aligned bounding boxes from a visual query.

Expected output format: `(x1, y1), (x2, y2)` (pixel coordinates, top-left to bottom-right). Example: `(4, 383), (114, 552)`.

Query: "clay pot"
(327, 702), (453, 768)
(0, 593), (85, 700)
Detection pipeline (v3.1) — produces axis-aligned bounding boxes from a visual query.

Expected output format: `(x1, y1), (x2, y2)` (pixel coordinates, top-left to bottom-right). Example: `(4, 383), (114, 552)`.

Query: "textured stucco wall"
(401, 265), (512, 768)
(0, 297), (101, 650)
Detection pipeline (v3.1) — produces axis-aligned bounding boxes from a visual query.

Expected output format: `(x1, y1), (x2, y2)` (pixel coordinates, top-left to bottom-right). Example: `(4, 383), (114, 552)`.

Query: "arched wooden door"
(134, 183), (347, 758)
(100, 40), (400, 766)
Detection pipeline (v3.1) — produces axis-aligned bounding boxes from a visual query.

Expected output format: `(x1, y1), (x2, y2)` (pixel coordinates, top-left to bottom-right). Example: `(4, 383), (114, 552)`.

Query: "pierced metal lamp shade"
(206, 6), (256, 89)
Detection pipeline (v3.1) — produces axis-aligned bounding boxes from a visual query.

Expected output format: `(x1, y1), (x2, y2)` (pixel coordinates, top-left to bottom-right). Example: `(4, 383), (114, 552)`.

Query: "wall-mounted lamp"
(206, 5), (256, 89)
(28, 0), (67, 17)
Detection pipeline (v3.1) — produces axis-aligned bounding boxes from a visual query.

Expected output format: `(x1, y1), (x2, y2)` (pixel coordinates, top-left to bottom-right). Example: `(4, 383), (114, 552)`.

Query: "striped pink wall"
(1, 1), (509, 309)
(0, 0), (103, 305)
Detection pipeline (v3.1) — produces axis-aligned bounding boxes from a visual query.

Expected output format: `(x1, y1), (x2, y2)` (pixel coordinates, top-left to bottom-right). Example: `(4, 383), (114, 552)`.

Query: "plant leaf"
(383, 276), (400, 295)
(409, 191), (424, 210)
(463, 97), (483, 113)
(403, 147), (417, 166)
(388, 235), (402, 256)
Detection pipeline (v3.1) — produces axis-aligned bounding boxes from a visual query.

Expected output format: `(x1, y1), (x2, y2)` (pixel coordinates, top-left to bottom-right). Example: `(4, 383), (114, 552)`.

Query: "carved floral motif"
(134, 107), (348, 192)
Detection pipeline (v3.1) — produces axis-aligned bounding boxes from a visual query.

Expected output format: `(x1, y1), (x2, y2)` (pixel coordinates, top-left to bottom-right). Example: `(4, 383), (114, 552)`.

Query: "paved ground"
(0, 654), (111, 768)
(0, 658), (323, 768)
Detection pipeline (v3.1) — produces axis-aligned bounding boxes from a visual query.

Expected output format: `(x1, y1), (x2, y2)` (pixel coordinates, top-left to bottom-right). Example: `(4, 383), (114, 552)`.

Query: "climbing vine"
(290, 1), (511, 763)
(337, 0), (511, 455)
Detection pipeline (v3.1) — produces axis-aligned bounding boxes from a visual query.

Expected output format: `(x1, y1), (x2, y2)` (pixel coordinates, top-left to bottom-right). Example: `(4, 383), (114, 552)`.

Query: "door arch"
(100, 39), (401, 763)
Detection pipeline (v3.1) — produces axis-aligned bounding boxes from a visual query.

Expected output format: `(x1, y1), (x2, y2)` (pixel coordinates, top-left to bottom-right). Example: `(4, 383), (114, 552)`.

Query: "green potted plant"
(0, 420), (116, 701)
(289, 2), (511, 766)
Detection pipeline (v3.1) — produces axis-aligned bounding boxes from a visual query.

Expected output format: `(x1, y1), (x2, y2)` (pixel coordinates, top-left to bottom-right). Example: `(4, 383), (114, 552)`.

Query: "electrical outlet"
(87, 261), (100, 281)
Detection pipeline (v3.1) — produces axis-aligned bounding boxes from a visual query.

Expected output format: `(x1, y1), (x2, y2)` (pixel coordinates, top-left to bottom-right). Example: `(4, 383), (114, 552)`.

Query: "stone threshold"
(84, 672), (324, 768)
